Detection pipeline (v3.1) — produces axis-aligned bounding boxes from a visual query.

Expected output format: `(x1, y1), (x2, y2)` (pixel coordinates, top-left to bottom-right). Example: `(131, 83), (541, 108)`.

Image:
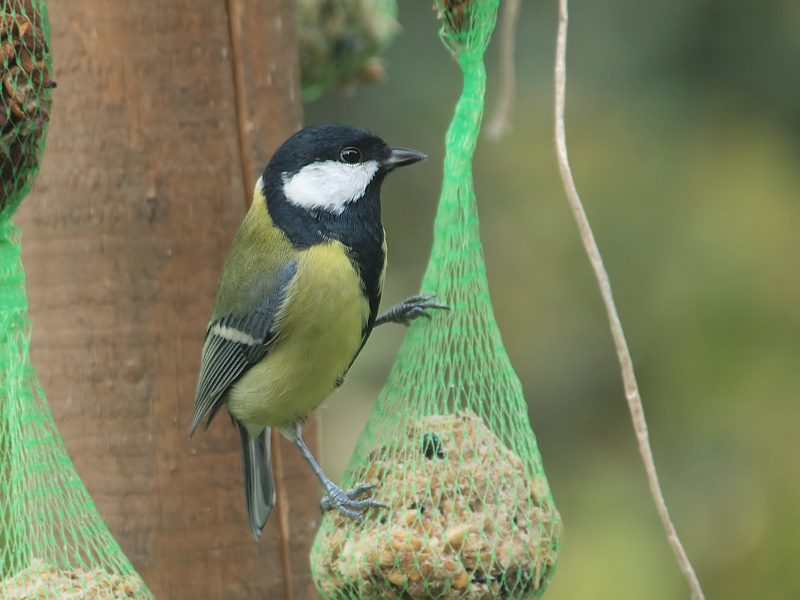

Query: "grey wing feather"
(189, 261), (298, 436)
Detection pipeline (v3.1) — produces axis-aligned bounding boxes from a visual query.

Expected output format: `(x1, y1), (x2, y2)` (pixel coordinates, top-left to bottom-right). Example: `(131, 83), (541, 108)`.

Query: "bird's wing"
(189, 261), (298, 436)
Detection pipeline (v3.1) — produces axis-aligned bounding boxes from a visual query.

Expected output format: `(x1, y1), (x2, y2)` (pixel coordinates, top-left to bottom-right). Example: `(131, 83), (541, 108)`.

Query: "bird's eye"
(339, 147), (362, 164)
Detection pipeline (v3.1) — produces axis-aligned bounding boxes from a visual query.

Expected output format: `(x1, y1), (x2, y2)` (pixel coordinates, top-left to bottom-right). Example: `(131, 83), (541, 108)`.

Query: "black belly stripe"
(266, 184), (386, 328)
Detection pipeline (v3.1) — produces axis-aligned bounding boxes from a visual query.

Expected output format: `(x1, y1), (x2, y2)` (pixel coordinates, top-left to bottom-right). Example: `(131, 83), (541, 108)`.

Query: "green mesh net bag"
(310, 2), (562, 599)
(298, 0), (399, 100)
(0, 2), (155, 598)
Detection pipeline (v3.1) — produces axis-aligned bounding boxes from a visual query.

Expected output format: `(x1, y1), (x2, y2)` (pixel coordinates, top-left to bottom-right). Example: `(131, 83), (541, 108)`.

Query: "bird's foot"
(320, 482), (387, 521)
(375, 293), (449, 327)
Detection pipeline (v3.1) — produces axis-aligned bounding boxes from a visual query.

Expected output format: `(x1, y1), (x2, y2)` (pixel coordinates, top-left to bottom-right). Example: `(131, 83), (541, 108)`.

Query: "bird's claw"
(376, 293), (450, 327)
(320, 482), (387, 521)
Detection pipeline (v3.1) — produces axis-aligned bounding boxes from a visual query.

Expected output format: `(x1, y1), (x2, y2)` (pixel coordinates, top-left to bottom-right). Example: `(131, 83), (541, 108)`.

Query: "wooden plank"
(17, 0), (317, 598)
(226, 0), (304, 186)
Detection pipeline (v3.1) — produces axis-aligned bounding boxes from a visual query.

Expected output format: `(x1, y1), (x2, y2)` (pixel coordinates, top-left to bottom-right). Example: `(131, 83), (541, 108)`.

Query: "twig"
(553, 1), (705, 598)
(486, 0), (521, 139)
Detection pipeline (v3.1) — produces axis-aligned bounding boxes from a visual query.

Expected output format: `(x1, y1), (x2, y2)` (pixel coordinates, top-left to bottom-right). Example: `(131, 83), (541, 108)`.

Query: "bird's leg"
(374, 293), (449, 327)
(287, 425), (386, 521)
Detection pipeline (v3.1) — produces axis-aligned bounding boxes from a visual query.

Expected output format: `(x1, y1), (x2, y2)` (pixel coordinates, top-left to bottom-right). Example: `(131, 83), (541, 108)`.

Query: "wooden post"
(17, 0), (321, 598)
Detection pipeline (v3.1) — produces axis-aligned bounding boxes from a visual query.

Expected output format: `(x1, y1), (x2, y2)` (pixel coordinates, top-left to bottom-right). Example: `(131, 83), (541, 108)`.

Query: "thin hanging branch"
(553, 1), (705, 598)
(486, 0), (521, 139)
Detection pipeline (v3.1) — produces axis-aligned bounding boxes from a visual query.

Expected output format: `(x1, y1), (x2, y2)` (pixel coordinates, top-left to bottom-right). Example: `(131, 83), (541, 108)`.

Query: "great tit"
(189, 124), (447, 540)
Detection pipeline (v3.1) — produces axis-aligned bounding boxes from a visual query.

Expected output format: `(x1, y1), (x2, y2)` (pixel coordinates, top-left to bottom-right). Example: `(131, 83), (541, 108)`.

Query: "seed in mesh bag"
(0, 558), (143, 599)
(298, 0), (399, 97)
(0, 9), (54, 212)
(313, 411), (562, 599)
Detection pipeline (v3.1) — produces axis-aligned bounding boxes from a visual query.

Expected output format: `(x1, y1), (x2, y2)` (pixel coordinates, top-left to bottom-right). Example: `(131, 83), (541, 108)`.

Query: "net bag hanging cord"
(310, 2), (562, 599)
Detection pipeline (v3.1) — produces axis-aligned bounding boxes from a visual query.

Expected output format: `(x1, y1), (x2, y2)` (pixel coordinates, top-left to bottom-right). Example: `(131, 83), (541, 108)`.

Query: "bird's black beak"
(383, 147), (428, 169)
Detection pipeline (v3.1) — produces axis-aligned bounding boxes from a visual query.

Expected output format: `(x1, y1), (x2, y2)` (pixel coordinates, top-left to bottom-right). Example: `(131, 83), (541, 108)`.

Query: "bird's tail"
(238, 423), (276, 540)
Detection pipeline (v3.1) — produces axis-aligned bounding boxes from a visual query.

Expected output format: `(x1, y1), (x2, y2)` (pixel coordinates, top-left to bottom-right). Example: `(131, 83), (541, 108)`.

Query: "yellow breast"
(226, 240), (369, 430)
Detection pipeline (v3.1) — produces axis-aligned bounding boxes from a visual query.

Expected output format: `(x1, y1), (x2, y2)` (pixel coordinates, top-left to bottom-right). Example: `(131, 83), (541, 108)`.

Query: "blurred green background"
(305, 2), (800, 599)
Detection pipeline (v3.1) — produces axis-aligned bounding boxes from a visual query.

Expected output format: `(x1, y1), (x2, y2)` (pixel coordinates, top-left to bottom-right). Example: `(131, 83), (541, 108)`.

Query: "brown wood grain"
(16, 0), (320, 598)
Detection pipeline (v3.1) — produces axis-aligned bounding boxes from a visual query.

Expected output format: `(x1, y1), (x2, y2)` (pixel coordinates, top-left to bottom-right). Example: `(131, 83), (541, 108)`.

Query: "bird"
(189, 124), (448, 540)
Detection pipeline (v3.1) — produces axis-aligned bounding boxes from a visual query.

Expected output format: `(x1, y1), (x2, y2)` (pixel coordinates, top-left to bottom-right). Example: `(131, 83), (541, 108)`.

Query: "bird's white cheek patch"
(282, 160), (380, 214)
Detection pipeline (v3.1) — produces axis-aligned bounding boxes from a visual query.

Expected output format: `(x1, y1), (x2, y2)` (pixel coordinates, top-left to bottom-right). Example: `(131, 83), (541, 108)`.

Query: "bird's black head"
(260, 124), (427, 219)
